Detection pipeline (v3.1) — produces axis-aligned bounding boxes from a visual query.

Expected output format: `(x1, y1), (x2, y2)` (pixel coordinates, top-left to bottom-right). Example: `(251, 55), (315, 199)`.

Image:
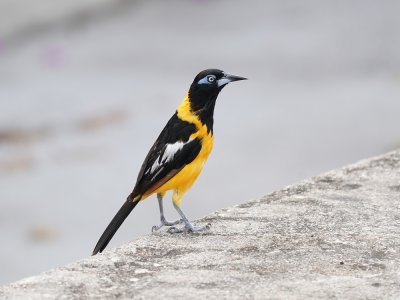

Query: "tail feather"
(92, 197), (139, 255)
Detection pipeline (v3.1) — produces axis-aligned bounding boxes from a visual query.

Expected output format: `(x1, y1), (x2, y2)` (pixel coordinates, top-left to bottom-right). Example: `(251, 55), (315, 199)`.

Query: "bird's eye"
(207, 76), (215, 83)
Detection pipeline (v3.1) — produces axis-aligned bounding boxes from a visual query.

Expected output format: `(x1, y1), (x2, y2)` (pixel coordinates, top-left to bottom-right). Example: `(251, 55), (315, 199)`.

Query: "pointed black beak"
(225, 74), (248, 82)
(217, 73), (247, 87)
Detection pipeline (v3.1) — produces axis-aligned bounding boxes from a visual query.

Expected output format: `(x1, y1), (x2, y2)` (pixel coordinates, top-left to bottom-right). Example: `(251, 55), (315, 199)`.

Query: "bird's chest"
(191, 126), (214, 167)
(168, 126), (213, 193)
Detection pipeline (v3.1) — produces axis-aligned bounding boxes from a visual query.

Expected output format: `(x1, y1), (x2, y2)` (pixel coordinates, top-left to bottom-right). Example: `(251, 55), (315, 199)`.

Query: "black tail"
(92, 197), (139, 255)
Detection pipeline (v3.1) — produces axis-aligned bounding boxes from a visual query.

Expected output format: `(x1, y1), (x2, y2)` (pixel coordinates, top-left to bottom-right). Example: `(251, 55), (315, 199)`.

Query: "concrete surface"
(1, 150), (399, 299)
(2, 0), (400, 284)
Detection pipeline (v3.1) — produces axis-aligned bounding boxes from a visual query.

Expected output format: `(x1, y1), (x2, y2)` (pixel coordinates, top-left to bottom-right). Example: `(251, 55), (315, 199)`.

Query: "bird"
(92, 69), (246, 255)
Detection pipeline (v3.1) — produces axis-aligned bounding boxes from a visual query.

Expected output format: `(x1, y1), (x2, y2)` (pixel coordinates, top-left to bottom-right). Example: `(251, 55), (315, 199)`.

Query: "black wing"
(131, 112), (201, 198)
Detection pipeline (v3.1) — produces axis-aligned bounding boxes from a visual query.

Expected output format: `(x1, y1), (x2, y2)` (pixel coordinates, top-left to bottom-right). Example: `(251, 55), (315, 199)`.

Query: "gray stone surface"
(1, 150), (400, 299)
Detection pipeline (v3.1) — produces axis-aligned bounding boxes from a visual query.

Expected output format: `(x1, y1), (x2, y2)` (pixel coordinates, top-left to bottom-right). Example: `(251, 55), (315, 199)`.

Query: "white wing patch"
(146, 140), (191, 175)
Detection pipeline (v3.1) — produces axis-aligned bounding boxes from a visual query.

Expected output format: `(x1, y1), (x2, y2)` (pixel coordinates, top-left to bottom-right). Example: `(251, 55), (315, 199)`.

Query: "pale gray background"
(0, 0), (399, 284)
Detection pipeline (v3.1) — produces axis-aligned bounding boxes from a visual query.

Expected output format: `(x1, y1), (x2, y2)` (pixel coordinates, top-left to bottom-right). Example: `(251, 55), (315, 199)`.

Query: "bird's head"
(188, 69), (247, 113)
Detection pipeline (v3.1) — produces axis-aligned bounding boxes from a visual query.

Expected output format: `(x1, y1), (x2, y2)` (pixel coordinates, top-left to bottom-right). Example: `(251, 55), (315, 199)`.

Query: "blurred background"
(1, 0), (400, 284)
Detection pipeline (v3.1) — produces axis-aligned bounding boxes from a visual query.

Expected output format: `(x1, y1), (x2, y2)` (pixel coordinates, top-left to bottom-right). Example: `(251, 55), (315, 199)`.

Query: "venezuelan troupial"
(93, 69), (246, 255)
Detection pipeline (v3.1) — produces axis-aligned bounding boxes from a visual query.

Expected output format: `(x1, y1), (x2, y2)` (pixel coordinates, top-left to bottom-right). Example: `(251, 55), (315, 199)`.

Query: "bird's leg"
(152, 194), (182, 232)
(168, 202), (210, 233)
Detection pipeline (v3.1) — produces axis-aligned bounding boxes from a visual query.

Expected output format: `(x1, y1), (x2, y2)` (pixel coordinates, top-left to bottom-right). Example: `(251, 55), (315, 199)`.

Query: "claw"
(167, 222), (211, 234)
(166, 219), (182, 226)
(152, 219), (182, 233)
(152, 225), (161, 232)
(153, 194), (182, 232)
(167, 226), (182, 234)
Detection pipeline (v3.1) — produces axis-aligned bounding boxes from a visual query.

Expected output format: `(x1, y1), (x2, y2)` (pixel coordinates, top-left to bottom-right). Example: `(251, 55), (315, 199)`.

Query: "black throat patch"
(188, 88), (220, 134)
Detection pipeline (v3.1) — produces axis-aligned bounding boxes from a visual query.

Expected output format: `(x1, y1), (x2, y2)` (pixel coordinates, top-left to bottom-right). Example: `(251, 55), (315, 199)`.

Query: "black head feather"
(188, 68), (246, 133)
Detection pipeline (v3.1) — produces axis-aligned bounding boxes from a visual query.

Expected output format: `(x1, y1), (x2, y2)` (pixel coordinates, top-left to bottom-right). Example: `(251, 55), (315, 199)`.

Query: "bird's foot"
(152, 219), (182, 232)
(168, 222), (211, 234)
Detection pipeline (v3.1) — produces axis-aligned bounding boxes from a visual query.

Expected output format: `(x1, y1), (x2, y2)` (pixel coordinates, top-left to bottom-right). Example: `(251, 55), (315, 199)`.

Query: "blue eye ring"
(198, 74), (217, 85)
(207, 75), (216, 83)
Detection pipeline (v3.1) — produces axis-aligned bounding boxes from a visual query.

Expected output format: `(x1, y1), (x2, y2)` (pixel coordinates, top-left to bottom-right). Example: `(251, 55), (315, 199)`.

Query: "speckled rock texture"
(1, 150), (400, 299)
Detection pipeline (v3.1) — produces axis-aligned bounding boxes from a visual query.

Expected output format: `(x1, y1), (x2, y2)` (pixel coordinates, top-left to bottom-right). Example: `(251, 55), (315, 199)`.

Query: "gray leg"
(152, 194), (181, 232)
(168, 202), (210, 233)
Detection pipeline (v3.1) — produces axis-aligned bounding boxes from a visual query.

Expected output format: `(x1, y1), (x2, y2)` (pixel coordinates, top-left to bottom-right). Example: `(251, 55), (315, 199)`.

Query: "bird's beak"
(217, 73), (248, 87)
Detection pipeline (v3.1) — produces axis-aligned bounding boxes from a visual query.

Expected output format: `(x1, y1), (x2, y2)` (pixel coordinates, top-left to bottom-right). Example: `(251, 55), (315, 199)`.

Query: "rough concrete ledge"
(1, 150), (400, 299)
